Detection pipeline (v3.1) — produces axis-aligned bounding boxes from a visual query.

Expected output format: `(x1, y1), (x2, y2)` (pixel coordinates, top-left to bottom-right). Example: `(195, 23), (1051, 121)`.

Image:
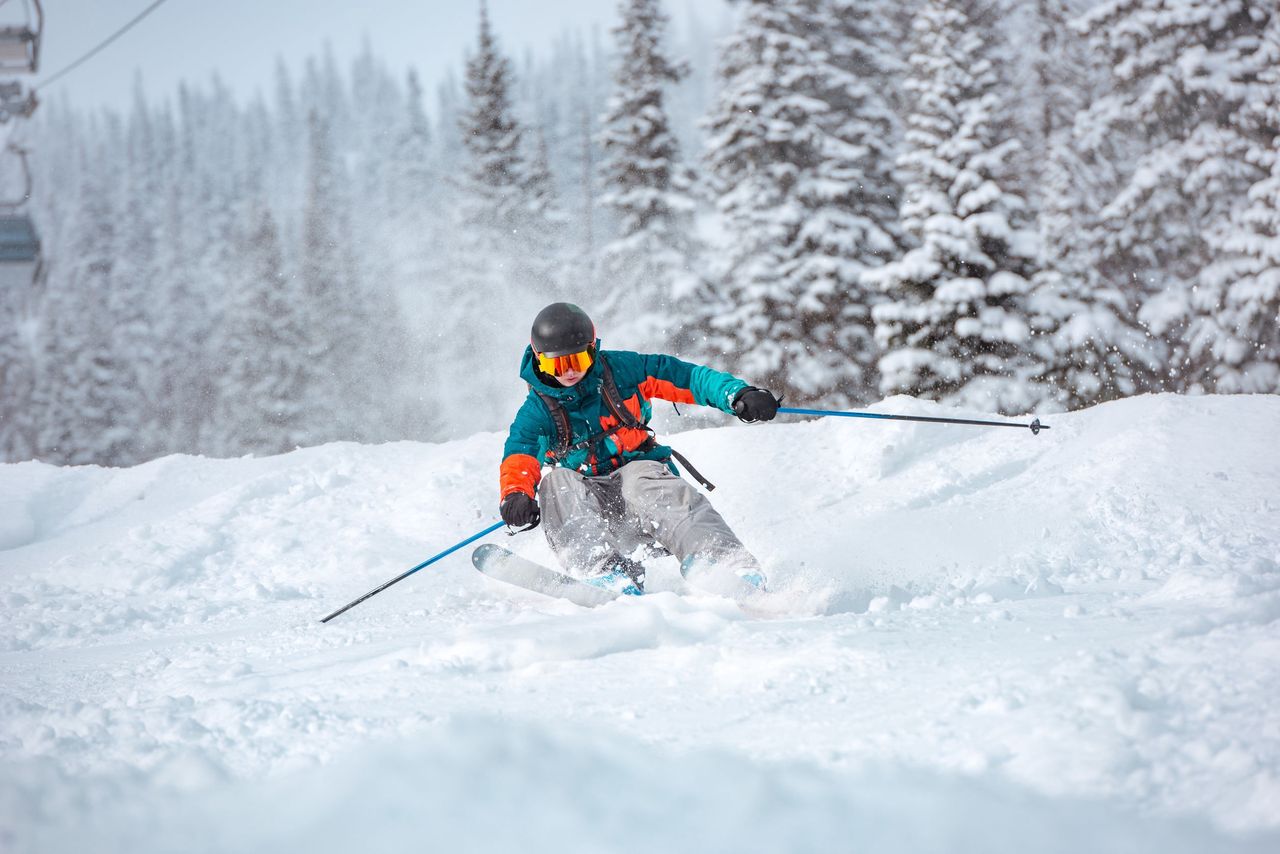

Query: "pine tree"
(459, 3), (528, 240)
(271, 58), (305, 237)
(0, 283), (35, 461)
(597, 0), (702, 352)
(162, 83), (236, 453)
(35, 144), (143, 465)
(347, 43), (404, 301)
(1191, 51), (1280, 393)
(524, 123), (573, 292)
(444, 2), (548, 435)
(1023, 0), (1159, 407)
(1076, 0), (1278, 392)
(378, 70), (450, 439)
(703, 0), (902, 403)
(300, 108), (373, 442)
(33, 275), (98, 464)
(385, 69), (438, 274)
(525, 126), (566, 244)
(571, 33), (606, 287)
(152, 121), (208, 456)
(110, 80), (165, 459)
(213, 204), (316, 454)
(867, 0), (1048, 413)
(520, 30), (610, 301)
(434, 71), (466, 179)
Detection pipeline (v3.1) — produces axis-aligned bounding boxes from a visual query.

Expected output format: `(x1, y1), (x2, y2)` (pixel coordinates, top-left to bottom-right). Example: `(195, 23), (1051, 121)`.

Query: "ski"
(472, 544), (621, 607)
(473, 544), (769, 609)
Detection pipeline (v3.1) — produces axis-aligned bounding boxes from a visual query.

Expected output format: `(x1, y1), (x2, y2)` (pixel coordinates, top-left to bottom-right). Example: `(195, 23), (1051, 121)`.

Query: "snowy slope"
(1, 394), (1278, 853)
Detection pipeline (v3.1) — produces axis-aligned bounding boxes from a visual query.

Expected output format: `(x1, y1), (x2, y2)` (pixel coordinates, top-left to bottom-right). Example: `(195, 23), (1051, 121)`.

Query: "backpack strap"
(598, 355), (646, 433)
(533, 388), (572, 462)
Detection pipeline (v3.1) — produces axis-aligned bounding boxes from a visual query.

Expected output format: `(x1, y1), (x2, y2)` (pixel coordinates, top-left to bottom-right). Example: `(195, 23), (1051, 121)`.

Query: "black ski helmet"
(531, 302), (596, 357)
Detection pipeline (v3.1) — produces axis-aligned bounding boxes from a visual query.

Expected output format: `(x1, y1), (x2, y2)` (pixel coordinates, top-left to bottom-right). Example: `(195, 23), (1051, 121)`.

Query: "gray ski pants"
(539, 459), (759, 576)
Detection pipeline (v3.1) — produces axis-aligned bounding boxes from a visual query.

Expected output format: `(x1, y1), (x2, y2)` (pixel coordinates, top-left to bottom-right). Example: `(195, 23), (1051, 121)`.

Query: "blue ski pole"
(778, 406), (1048, 434)
(320, 521), (504, 623)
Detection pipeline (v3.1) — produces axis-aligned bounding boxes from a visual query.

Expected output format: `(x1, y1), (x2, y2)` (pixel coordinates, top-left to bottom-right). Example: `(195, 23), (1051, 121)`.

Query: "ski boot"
(681, 552), (767, 593)
(583, 555), (646, 597)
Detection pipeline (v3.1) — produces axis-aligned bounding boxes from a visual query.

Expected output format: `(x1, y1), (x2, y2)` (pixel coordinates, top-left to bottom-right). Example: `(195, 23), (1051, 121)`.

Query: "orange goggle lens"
(536, 348), (594, 376)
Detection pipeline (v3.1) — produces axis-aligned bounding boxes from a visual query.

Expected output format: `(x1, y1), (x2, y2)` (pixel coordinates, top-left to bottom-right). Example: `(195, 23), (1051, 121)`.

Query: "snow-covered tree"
(1076, 0), (1278, 392)
(867, 0), (1049, 413)
(32, 273), (96, 465)
(1190, 48), (1280, 393)
(347, 44), (405, 301)
(299, 108), (377, 441)
(159, 83), (238, 453)
(375, 70), (452, 438)
(703, 0), (902, 403)
(458, 4), (529, 241)
(34, 143), (144, 465)
(384, 70), (439, 292)
(271, 58), (305, 222)
(455, 7), (527, 285)
(151, 123), (209, 456)
(556, 31), (610, 297)
(1191, 150), (1280, 394)
(1022, 0), (1159, 407)
(109, 81), (166, 458)
(0, 284), (36, 461)
(597, 0), (702, 352)
(443, 2), (547, 432)
(212, 205), (316, 454)
(522, 120), (574, 285)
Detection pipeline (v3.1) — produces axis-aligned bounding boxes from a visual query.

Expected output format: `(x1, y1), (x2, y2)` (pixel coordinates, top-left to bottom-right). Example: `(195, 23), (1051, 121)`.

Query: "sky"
(18, 0), (729, 115)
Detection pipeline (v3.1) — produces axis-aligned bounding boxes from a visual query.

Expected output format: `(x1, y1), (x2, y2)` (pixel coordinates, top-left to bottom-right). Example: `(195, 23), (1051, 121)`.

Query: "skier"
(499, 302), (780, 595)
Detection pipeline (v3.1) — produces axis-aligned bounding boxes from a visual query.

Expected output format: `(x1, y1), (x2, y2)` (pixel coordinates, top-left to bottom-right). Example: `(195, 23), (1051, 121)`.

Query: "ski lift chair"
(0, 28), (37, 73)
(0, 81), (35, 122)
(0, 0), (42, 74)
(0, 212), (38, 290)
(0, 1), (40, 290)
(0, 138), (39, 289)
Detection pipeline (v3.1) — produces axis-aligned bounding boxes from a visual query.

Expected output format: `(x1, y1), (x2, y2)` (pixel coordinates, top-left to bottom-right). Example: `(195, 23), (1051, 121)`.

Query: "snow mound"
(2, 394), (1279, 849)
(4, 717), (1271, 854)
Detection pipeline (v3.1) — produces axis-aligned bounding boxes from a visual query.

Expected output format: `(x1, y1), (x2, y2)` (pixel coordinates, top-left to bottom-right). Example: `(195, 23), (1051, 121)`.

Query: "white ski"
(472, 544), (620, 607)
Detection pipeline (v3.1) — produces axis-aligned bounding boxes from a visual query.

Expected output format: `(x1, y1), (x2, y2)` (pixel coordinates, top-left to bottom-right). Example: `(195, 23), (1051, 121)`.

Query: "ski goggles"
(536, 347), (594, 377)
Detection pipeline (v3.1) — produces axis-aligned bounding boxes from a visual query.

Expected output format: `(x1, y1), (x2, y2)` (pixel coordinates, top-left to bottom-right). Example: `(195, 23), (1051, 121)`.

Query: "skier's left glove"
(733, 387), (780, 423)
(500, 491), (541, 531)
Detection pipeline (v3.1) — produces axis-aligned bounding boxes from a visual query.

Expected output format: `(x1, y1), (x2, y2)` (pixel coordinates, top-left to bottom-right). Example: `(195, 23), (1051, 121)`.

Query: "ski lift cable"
(33, 0), (172, 93)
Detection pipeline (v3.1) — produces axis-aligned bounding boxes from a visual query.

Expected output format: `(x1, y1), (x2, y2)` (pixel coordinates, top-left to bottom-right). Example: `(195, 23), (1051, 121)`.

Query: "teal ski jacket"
(500, 344), (748, 498)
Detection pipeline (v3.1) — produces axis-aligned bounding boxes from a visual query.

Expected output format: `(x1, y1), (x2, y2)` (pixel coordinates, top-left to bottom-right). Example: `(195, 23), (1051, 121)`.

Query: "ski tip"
(471, 542), (502, 568)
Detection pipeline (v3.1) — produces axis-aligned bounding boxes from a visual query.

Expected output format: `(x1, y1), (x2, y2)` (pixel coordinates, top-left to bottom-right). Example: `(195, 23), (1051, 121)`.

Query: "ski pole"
(320, 520), (504, 623)
(778, 406), (1048, 434)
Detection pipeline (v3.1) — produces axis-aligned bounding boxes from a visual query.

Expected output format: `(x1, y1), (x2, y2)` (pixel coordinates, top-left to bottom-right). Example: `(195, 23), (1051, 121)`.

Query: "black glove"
(500, 492), (541, 530)
(733, 387), (780, 423)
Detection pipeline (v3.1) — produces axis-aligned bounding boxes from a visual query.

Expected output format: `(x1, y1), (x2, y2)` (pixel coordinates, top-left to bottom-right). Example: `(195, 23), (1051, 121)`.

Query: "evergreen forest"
(1, 0), (1276, 466)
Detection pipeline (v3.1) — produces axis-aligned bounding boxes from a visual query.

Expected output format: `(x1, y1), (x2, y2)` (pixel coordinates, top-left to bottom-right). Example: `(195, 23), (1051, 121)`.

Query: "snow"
(2, 394), (1279, 852)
